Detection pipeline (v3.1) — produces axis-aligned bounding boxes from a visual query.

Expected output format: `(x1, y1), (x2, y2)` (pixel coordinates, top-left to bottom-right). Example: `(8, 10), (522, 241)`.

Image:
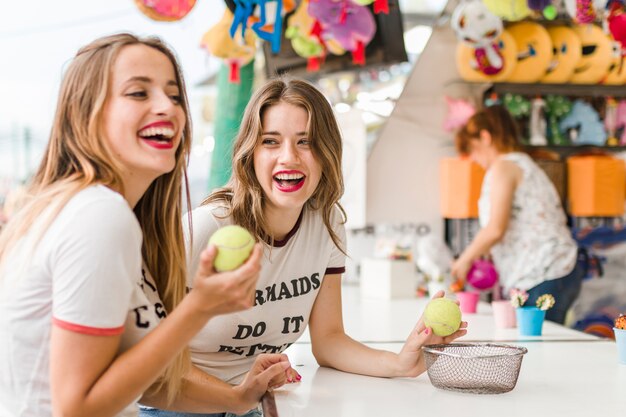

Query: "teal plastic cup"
(516, 307), (545, 336)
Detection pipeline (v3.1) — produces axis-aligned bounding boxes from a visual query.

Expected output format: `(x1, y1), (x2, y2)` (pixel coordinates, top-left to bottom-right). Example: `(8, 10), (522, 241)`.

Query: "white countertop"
(268, 341), (624, 417)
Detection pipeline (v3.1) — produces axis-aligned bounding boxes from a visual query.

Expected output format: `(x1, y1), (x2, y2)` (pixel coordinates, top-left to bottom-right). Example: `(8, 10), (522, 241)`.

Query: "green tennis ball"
(208, 225), (255, 272)
(423, 298), (462, 337)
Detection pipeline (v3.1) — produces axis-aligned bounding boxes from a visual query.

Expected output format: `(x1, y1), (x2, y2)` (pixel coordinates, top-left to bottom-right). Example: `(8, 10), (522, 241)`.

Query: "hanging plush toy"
(529, 97), (548, 146)
(442, 96), (476, 132)
(308, 0), (376, 66)
(605, 97), (619, 146)
(451, 0), (504, 75)
(134, 0), (196, 21)
(482, 0), (531, 21)
(230, 0), (295, 54)
(285, 0), (323, 70)
(545, 95), (573, 145)
(201, 8), (256, 83)
(559, 100), (607, 145)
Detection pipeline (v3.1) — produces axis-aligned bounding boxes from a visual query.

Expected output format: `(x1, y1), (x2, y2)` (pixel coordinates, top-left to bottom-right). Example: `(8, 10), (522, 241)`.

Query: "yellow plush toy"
(602, 43), (626, 85)
(570, 24), (613, 84)
(483, 0), (531, 21)
(456, 30), (517, 82)
(506, 22), (553, 83)
(201, 9), (256, 82)
(541, 26), (582, 83)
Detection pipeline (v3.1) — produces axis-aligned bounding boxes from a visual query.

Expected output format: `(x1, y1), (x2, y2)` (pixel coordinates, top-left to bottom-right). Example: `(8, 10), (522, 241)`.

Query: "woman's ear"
(478, 129), (492, 145)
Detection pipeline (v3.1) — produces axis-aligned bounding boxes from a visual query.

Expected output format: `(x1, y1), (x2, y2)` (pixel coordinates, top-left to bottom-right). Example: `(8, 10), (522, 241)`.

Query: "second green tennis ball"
(423, 298), (462, 337)
(208, 225), (255, 272)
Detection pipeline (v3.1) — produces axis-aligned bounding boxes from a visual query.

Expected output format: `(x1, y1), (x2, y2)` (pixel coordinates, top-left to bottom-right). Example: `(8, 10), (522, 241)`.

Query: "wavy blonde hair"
(203, 77), (346, 252)
(0, 33), (191, 403)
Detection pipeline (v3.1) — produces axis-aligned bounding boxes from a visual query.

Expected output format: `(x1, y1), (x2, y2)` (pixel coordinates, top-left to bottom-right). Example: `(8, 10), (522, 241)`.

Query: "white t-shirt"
(0, 185), (165, 417)
(478, 152), (577, 292)
(184, 203), (346, 384)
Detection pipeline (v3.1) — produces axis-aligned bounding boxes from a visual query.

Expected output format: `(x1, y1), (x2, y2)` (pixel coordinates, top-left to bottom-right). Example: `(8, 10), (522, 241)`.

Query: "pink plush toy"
(443, 96), (476, 132)
(308, 0), (376, 65)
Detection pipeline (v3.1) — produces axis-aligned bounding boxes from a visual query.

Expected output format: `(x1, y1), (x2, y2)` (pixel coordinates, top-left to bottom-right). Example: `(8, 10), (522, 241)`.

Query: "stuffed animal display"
(454, 1), (623, 85)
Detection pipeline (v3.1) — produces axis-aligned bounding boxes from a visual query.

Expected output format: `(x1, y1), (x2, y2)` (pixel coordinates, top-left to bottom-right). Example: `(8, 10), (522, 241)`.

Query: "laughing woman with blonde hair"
(0, 33), (291, 417)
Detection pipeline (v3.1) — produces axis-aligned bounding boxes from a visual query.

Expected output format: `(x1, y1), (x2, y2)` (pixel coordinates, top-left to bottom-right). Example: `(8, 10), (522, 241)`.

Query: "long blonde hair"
(0, 33), (191, 403)
(203, 77), (346, 252)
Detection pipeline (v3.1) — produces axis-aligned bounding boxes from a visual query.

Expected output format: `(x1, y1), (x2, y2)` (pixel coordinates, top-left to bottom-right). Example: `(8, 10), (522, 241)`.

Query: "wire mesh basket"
(422, 343), (528, 394)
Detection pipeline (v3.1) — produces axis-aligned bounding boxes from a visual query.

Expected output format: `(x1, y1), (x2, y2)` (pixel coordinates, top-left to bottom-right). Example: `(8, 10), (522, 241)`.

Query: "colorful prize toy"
(451, 0), (505, 75)
(545, 95), (573, 145)
(308, 0), (376, 66)
(559, 100), (607, 145)
(134, 0), (196, 21)
(466, 259), (499, 291)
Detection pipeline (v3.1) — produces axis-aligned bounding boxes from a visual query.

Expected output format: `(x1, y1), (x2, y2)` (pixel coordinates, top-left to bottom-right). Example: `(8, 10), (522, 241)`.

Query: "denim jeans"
(138, 405), (262, 417)
(525, 263), (584, 324)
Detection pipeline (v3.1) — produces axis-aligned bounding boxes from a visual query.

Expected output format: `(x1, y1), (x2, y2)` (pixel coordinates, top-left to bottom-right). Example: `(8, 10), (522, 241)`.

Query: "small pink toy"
(467, 259), (499, 290)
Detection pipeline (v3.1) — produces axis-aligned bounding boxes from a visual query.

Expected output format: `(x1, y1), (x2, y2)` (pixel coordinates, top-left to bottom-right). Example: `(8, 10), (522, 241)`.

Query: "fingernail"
(296, 375), (302, 381)
(425, 328), (431, 335)
(287, 378), (292, 383)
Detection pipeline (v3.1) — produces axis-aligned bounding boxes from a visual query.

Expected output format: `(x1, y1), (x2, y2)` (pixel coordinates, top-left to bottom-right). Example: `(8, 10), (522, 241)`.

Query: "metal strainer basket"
(422, 343), (528, 394)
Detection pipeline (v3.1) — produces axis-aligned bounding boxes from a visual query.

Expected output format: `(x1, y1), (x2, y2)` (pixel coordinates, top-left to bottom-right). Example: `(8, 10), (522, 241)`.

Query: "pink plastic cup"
(491, 300), (517, 328)
(456, 291), (480, 314)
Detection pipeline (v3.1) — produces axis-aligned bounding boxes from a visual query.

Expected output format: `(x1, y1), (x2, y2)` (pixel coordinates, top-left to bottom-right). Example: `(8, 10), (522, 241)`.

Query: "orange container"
(440, 157), (485, 219)
(567, 155), (626, 217)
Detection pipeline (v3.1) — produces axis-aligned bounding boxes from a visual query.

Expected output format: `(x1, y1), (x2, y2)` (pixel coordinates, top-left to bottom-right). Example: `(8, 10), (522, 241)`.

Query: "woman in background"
(451, 105), (582, 324)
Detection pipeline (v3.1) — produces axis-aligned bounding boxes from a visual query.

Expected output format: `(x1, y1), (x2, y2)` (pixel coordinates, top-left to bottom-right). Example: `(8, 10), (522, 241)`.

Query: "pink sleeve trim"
(52, 317), (125, 336)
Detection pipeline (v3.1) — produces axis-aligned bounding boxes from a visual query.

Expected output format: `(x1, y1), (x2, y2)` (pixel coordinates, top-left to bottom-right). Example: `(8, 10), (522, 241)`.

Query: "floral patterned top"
(478, 152), (577, 292)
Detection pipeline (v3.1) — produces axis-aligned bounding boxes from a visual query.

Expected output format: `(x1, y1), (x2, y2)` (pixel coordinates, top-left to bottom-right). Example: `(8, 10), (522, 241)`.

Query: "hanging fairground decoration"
(286, 0), (328, 71)
(201, 8), (256, 83)
(451, 0), (504, 75)
(134, 0), (196, 21)
(230, 0), (294, 54)
(309, 0), (376, 66)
